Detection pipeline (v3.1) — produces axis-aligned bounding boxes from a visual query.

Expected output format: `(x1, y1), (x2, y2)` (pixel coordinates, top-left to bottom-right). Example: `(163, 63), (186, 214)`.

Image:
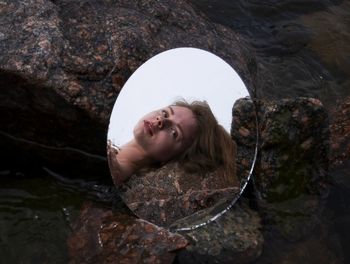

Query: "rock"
(329, 96), (350, 171)
(231, 97), (258, 184)
(254, 222), (343, 264)
(67, 97), (333, 263)
(237, 97), (330, 241)
(120, 162), (240, 227)
(171, 200), (263, 264)
(67, 202), (188, 264)
(0, 0), (256, 177)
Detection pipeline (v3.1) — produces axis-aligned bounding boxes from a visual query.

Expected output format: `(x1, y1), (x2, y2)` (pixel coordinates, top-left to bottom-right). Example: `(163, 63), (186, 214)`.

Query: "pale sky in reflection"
(108, 48), (249, 147)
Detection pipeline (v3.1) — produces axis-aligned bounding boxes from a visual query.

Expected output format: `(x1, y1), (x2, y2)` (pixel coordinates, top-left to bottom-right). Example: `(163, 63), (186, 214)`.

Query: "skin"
(108, 106), (198, 186)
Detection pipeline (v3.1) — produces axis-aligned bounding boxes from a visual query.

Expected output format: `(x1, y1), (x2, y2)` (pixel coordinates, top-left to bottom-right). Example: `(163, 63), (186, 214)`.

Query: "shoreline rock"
(67, 202), (189, 264)
(232, 97), (330, 242)
(0, 0), (256, 177)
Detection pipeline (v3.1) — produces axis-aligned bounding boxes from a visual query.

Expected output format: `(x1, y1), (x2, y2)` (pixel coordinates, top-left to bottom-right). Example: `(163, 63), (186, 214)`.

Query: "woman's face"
(133, 105), (198, 161)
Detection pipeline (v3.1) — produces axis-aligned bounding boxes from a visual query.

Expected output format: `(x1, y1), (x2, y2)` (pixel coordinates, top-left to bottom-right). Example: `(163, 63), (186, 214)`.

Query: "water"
(1, 0), (350, 262)
(189, 0), (350, 262)
(0, 171), (73, 263)
(190, 0), (350, 107)
(0, 167), (124, 263)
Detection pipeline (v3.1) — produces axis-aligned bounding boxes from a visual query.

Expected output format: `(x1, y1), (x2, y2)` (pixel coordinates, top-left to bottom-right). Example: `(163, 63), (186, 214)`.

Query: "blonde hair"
(173, 100), (237, 186)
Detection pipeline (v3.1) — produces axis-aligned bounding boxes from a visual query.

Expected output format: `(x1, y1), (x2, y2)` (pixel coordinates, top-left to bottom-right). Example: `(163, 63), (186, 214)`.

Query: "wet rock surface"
(233, 97), (339, 263)
(231, 97), (330, 242)
(326, 96), (350, 263)
(67, 202), (188, 264)
(172, 200), (263, 264)
(0, 0), (255, 177)
(255, 222), (343, 264)
(231, 97), (258, 184)
(329, 96), (350, 172)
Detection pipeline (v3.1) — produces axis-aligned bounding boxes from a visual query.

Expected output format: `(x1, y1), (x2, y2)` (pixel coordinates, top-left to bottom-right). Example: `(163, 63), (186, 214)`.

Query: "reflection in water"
(0, 168), (123, 263)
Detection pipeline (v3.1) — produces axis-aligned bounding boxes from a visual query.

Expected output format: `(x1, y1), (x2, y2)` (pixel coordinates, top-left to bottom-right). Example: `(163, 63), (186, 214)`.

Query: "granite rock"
(172, 200), (263, 264)
(235, 97), (330, 241)
(231, 97), (258, 184)
(0, 0), (255, 177)
(67, 202), (188, 264)
(120, 162), (240, 227)
(329, 96), (350, 171)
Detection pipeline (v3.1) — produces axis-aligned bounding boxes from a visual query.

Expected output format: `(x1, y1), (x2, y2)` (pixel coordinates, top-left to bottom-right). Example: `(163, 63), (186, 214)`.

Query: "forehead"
(171, 105), (197, 132)
(172, 105), (190, 114)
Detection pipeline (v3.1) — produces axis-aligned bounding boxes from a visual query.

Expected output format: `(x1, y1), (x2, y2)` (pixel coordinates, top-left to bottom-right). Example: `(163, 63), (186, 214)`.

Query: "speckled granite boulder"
(120, 162), (240, 227)
(172, 200), (263, 264)
(237, 97), (330, 241)
(231, 96), (258, 183)
(0, 0), (255, 177)
(329, 96), (350, 172)
(67, 202), (188, 264)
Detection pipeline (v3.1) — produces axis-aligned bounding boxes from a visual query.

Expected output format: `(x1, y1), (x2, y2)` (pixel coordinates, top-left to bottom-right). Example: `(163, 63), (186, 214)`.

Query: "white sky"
(107, 47), (249, 147)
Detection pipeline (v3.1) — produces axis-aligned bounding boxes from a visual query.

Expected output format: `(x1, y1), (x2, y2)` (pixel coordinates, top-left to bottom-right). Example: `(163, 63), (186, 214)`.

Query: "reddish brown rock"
(329, 96), (350, 168)
(120, 162), (240, 227)
(67, 202), (188, 264)
(0, 0), (256, 178)
(172, 200), (263, 264)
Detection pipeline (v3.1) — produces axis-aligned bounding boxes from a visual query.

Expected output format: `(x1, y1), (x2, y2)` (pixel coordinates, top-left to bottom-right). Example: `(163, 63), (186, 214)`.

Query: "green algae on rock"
(252, 98), (329, 241)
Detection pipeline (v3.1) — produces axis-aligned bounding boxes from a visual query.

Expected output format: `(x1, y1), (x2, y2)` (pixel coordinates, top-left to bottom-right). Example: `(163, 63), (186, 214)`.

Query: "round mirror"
(107, 48), (257, 230)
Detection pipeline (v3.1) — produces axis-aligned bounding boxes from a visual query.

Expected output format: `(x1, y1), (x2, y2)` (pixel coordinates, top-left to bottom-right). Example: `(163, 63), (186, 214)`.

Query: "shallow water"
(1, 0), (350, 263)
(0, 167), (124, 263)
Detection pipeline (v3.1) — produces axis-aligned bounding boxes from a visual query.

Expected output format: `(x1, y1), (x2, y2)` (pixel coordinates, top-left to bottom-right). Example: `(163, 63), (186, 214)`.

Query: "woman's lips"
(143, 120), (154, 136)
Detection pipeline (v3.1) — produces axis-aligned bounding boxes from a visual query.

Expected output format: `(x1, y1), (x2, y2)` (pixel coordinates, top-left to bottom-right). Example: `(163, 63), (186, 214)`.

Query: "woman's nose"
(156, 116), (163, 129)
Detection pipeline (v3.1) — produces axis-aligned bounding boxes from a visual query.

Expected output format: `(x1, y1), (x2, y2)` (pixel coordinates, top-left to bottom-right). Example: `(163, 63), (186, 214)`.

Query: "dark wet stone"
(329, 96), (350, 170)
(171, 200), (263, 264)
(120, 162), (240, 227)
(0, 0), (255, 177)
(67, 202), (188, 264)
(234, 97), (330, 241)
(255, 221), (343, 264)
(231, 97), (258, 184)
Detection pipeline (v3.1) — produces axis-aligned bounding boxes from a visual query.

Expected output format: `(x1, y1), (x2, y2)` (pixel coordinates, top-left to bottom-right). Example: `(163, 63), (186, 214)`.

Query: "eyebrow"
(168, 106), (174, 115)
(168, 106), (184, 140)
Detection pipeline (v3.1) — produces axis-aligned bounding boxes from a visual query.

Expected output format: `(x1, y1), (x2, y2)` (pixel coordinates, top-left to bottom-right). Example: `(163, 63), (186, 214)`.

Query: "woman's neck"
(117, 140), (153, 175)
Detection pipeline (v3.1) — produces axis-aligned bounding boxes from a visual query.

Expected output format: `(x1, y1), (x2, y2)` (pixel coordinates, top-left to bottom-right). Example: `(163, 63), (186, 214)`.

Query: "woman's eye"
(171, 128), (178, 139)
(162, 110), (168, 118)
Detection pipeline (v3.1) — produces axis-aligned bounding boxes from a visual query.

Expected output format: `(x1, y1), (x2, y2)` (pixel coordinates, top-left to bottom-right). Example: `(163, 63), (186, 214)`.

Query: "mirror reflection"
(107, 48), (254, 228)
(108, 101), (238, 187)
